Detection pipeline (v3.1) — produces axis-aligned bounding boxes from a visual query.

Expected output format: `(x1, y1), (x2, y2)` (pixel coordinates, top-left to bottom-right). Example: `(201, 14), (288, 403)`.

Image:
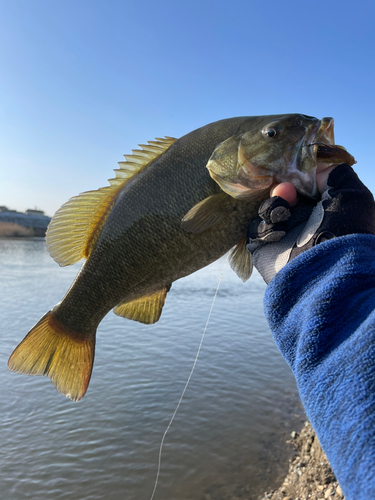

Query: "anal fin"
(113, 286), (171, 324)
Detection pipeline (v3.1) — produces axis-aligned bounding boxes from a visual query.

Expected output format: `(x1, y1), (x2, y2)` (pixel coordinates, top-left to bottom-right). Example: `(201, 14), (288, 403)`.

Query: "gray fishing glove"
(246, 164), (375, 283)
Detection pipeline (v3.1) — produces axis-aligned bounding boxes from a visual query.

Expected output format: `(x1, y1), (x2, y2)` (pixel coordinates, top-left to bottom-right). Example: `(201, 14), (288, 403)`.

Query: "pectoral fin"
(229, 238), (253, 282)
(181, 192), (234, 233)
(113, 286), (171, 324)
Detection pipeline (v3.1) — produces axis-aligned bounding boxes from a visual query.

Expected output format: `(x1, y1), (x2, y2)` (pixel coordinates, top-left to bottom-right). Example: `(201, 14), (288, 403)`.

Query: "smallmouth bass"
(8, 114), (354, 401)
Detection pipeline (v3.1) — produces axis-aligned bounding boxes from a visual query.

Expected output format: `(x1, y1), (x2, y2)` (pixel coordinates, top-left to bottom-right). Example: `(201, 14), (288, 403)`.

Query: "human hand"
(246, 164), (375, 283)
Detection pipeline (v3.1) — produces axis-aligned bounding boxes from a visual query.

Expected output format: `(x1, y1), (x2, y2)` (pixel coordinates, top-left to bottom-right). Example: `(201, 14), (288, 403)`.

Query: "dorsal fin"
(46, 137), (177, 266)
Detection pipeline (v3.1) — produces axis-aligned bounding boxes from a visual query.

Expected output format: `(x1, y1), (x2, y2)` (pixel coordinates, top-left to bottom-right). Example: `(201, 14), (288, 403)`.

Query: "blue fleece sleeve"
(264, 234), (375, 500)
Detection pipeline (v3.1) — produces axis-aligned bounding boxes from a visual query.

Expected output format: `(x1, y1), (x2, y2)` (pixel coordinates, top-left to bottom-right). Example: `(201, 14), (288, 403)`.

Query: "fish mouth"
(304, 117), (356, 171)
(290, 117), (335, 199)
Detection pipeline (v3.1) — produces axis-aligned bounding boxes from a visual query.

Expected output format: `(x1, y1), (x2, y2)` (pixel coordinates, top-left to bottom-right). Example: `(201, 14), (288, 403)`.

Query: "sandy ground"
(259, 422), (345, 500)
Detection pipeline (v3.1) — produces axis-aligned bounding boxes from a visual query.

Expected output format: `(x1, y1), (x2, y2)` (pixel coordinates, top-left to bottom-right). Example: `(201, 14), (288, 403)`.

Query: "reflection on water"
(0, 238), (304, 500)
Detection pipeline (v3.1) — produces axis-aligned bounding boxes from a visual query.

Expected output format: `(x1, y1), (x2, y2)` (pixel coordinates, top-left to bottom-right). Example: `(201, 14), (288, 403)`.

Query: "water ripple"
(0, 239), (304, 500)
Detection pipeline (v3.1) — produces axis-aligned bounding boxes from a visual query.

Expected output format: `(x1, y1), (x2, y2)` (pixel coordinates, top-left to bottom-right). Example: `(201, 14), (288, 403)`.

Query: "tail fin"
(8, 311), (95, 401)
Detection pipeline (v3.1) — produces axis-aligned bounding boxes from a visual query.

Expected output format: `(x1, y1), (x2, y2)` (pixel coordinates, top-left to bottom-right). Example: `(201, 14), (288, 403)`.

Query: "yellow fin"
(46, 186), (116, 266)
(113, 286), (171, 324)
(8, 311), (95, 401)
(181, 192), (235, 233)
(229, 238), (253, 282)
(46, 136), (177, 266)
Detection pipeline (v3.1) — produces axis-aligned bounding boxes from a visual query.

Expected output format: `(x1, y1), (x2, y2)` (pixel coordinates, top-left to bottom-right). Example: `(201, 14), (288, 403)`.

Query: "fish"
(8, 114), (350, 401)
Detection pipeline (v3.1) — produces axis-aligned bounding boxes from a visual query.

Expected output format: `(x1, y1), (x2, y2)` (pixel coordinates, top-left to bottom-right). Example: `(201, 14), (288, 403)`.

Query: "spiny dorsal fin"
(229, 238), (253, 282)
(181, 192), (235, 233)
(113, 286), (171, 324)
(46, 137), (177, 266)
(112, 136), (177, 187)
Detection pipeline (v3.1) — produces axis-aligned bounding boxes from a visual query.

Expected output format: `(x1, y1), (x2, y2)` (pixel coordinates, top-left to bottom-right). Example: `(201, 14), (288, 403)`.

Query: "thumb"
(316, 164), (337, 193)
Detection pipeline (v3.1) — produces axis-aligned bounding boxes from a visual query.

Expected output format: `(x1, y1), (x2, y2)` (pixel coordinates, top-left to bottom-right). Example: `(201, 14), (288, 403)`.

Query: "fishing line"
(149, 254), (228, 500)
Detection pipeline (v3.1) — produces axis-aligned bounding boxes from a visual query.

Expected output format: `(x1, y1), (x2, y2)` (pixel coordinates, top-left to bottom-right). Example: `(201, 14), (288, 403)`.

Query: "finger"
(316, 162), (335, 173)
(316, 164), (337, 193)
(270, 182), (298, 206)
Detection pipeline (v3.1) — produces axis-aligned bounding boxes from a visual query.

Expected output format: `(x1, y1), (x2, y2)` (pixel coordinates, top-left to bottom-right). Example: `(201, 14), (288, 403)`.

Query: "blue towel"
(264, 234), (375, 500)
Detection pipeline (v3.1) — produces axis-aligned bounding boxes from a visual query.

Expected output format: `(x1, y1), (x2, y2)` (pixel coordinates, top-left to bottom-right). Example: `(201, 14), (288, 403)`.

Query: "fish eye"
(263, 127), (279, 138)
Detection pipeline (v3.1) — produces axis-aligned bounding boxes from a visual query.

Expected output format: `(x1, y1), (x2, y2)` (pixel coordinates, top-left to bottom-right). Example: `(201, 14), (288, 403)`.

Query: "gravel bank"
(259, 422), (345, 500)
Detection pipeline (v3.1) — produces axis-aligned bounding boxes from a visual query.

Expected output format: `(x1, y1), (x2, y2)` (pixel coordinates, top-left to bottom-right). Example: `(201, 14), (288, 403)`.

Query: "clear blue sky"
(0, 0), (374, 216)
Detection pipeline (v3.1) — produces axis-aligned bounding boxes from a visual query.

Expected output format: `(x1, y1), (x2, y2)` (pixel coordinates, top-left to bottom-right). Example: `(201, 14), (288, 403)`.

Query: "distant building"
(25, 209), (46, 216)
(0, 207), (51, 237)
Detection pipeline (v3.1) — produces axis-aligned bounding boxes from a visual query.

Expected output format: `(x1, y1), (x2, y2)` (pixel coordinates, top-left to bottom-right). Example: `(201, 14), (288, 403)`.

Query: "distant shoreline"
(0, 207), (51, 237)
(0, 235), (45, 240)
(0, 222), (47, 238)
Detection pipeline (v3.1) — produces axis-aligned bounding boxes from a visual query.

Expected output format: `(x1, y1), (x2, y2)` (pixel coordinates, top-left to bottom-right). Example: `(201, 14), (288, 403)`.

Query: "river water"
(0, 238), (304, 500)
